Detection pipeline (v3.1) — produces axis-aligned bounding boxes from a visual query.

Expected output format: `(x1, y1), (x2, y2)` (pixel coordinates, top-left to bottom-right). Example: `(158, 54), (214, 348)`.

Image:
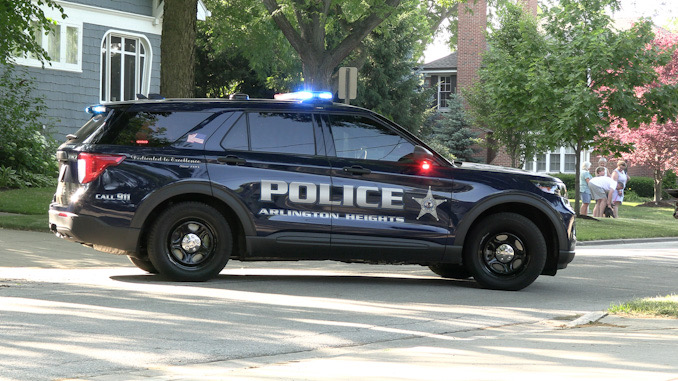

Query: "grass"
(0, 187), (53, 232)
(575, 201), (678, 241)
(609, 295), (678, 319)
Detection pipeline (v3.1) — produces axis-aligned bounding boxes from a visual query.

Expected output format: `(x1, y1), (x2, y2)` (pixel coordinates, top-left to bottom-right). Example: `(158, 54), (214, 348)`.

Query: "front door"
(322, 113), (455, 262)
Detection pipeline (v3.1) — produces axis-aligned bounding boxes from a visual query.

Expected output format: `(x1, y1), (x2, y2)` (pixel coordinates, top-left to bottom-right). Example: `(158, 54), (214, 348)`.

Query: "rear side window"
(97, 111), (213, 147)
(222, 112), (316, 155)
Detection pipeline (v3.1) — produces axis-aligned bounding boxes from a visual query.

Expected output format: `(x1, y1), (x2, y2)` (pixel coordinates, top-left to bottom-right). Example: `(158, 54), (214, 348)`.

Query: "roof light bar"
(85, 104), (107, 115)
(274, 91), (333, 101)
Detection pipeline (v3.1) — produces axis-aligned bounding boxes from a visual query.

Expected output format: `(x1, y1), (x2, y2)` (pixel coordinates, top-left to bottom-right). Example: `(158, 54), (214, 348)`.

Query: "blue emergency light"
(85, 104), (107, 115)
(274, 91), (333, 101)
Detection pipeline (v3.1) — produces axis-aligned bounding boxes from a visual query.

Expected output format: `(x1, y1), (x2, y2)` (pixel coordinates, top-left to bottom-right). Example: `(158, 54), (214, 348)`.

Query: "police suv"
(49, 92), (576, 291)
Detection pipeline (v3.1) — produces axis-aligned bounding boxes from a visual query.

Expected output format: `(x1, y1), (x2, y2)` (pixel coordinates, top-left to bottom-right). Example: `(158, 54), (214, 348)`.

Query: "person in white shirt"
(589, 166), (624, 218)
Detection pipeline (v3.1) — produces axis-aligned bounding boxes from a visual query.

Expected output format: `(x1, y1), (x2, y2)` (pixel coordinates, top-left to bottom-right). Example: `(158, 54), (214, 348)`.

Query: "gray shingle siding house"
(14, 0), (164, 138)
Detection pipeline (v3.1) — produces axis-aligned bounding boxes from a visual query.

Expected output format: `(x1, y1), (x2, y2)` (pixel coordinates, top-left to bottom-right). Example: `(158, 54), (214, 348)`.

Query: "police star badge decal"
(412, 186), (446, 221)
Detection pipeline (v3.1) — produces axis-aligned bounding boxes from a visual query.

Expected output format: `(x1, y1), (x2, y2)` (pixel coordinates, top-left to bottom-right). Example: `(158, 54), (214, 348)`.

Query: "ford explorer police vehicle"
(49, 92), (576, 291)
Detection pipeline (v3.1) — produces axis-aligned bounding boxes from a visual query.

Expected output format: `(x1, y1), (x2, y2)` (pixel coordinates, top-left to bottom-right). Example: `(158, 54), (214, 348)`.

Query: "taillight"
(77, 153), (125, 184)
(421, 160), (432, 171)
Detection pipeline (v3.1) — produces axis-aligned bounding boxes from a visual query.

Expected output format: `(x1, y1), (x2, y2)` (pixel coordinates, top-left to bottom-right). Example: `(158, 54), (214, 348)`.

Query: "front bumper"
(49, 208), (140, 255)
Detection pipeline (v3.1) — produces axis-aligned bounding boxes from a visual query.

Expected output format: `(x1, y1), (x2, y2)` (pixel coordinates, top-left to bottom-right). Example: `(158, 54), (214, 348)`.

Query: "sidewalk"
(66, 314), (678, 381)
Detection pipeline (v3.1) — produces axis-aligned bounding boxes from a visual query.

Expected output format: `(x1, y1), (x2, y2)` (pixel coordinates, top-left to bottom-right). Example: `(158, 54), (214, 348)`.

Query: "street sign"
(338, 67), (357, 104)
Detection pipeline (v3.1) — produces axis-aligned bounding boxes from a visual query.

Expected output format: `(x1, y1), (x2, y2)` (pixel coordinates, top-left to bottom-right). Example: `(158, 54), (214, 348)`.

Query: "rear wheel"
(464, 213), (546, 291)
(428, 264), (471, 279)
(147, 202), (232, 281)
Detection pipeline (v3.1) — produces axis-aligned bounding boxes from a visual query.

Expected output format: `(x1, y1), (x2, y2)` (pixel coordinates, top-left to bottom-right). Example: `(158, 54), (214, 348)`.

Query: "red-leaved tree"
(602, 29), (678, 202)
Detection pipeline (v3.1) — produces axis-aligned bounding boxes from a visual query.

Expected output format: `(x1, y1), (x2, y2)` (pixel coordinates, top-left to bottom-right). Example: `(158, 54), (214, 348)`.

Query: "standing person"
(589, 167), (623, 218)
(611, 160), (630, 217)
(579, 161), (593, 216)
(598, 157), (609, 176)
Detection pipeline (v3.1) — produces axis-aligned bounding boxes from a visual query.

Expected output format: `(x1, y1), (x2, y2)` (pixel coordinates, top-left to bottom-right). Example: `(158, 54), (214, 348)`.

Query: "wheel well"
(136, 193), (247, 261)
(463, 202), (559, 275)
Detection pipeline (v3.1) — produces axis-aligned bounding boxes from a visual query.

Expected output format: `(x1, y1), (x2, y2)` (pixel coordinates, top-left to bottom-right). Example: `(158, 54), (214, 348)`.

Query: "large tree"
(161, 0), (198, 98)
(260, 0), (463, 89)
(466, 0), (678, 215)
(601, 29), (678, 202)
(1, 0), (66, 64)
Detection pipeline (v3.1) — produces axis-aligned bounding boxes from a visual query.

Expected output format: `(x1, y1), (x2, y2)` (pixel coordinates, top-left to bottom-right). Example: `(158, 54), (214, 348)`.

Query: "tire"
(128, 255), (158, 273)
(464, 213), (547, 291)
(147, 202), (232, 281)
(428, 264), (471, 279)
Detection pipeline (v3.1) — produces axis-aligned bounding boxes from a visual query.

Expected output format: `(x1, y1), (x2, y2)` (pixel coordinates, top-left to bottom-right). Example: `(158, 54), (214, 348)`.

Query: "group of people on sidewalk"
(579, 157), (629, 218)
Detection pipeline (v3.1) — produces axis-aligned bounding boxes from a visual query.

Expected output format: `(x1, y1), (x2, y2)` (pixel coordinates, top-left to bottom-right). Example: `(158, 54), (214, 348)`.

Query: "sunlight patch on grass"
(609, 295), (678, 319)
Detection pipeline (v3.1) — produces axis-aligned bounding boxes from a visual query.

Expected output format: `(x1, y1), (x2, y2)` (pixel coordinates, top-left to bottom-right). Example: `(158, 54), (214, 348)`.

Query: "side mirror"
(413, 145), (436, 170)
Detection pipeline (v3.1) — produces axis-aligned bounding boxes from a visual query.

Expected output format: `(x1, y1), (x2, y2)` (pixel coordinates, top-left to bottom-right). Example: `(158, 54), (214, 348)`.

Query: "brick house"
(422, 0), (600, 174)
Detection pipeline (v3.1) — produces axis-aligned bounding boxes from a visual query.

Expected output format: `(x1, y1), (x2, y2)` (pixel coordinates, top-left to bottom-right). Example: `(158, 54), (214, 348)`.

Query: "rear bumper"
(49, 208), (140, 255)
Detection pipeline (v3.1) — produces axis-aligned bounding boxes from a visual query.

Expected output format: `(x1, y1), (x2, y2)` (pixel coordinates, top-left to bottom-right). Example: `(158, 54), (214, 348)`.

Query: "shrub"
(0, 64), (58, 188)
(626, 177), (654, 198)
(550, 173), (575, 192)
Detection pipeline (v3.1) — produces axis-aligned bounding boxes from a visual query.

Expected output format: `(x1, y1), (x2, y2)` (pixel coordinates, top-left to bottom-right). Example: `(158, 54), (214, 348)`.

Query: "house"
(13, 0), (208, 138)
(421, 0), (594, 174)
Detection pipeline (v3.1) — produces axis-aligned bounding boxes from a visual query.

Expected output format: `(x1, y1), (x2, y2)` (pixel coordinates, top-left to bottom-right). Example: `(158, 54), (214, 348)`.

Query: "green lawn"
(610, 295), (678, 319)
(575, 201), (678, 241)
(1, 188), (677, 241)
(0, 187), (54, 232)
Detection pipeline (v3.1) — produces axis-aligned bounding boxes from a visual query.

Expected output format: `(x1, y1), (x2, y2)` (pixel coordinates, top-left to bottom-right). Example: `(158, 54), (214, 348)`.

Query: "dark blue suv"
(49, 93), (576, 290)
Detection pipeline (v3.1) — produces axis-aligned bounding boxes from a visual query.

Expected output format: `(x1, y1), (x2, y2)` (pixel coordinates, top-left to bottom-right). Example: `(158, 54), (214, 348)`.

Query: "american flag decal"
(187, 133), (205, 144)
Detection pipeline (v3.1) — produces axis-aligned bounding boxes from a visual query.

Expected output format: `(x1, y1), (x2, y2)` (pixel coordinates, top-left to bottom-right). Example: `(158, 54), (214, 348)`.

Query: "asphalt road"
(0, 229), (677, 380)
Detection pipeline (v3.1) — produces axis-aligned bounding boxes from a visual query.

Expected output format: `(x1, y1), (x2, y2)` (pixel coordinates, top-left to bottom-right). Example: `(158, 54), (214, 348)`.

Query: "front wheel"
(464, 213), (547, 291)
(147, 202), (232, 281)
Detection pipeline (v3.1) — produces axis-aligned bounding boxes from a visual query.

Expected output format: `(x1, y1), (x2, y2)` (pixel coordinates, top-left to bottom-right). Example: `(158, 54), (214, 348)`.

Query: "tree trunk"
(573, 142), (582, 216)
(654, 169), (663, 203)
(160, 0), (197, 98)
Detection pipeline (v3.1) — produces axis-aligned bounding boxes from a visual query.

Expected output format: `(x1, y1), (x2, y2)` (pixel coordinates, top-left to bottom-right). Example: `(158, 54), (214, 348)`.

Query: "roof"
(421, 52), (457, 71)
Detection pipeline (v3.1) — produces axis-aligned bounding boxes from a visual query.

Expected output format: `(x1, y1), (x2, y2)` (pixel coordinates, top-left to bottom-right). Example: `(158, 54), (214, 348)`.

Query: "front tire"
(428, 264), (471, 279)
(464, 213), (547, 291)
(128, 255), (158, 273)
(147, 202), (232, 281)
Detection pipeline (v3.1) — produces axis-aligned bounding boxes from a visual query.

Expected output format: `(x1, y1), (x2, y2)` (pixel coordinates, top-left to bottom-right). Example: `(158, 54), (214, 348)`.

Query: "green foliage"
(0, 64), (58, 188)
(423, 95), (479, 161)
(353, 3), (434, 134)
(465, 3), (548, 168)
(626, 177), (655, 198)
(550, 173), (575, 193)
(1, 0), (66, 65)
(663, 170), (677, 192)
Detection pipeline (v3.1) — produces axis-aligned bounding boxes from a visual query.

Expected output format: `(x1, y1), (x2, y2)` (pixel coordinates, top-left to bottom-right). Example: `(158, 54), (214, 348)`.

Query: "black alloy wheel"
(147, 202), (232, 281)
(464, 212), (547, 291)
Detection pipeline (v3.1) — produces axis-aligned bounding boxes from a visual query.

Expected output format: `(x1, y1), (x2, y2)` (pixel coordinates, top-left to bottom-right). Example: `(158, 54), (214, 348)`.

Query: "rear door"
(205, 110), (334, 259)
(323, 113), (456, 262)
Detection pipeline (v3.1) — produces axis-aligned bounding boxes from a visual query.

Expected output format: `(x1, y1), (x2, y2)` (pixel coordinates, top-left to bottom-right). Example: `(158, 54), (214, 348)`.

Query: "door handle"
(217, 155), (246, 165)
(343, 165), (371, 175)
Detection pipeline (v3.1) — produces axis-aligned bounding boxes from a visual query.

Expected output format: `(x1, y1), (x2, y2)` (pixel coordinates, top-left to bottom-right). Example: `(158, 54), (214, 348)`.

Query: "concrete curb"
(564, 311), (608, 328)
(578, 237), (678, 246)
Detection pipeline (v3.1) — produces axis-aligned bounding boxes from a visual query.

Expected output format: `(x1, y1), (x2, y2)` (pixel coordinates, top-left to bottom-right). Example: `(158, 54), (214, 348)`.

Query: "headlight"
(531, 180), (569, 205)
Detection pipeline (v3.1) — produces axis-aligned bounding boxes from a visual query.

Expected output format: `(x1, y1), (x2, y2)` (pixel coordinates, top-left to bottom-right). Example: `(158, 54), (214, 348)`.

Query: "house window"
(438, 76), (454, 109)
(101, 32), (151, 102)
(524, 147), (583, 173)
(14, 20), (82, 71)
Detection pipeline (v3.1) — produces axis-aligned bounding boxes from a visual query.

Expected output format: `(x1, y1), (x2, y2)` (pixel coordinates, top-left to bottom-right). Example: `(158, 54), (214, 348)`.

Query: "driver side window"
(328, 115), (414, 162)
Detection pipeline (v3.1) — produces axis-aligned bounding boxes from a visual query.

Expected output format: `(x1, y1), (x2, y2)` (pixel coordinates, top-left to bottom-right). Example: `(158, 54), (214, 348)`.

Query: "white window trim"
(437, 76), (454, 112)
(13, 18), (83, 73)
(100, 30), (153, 103)
(524, 147), (591, 174)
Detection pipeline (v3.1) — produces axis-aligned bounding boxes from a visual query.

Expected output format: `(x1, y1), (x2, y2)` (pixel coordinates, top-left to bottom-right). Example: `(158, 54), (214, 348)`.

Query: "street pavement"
(0, 228), (677, 381)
